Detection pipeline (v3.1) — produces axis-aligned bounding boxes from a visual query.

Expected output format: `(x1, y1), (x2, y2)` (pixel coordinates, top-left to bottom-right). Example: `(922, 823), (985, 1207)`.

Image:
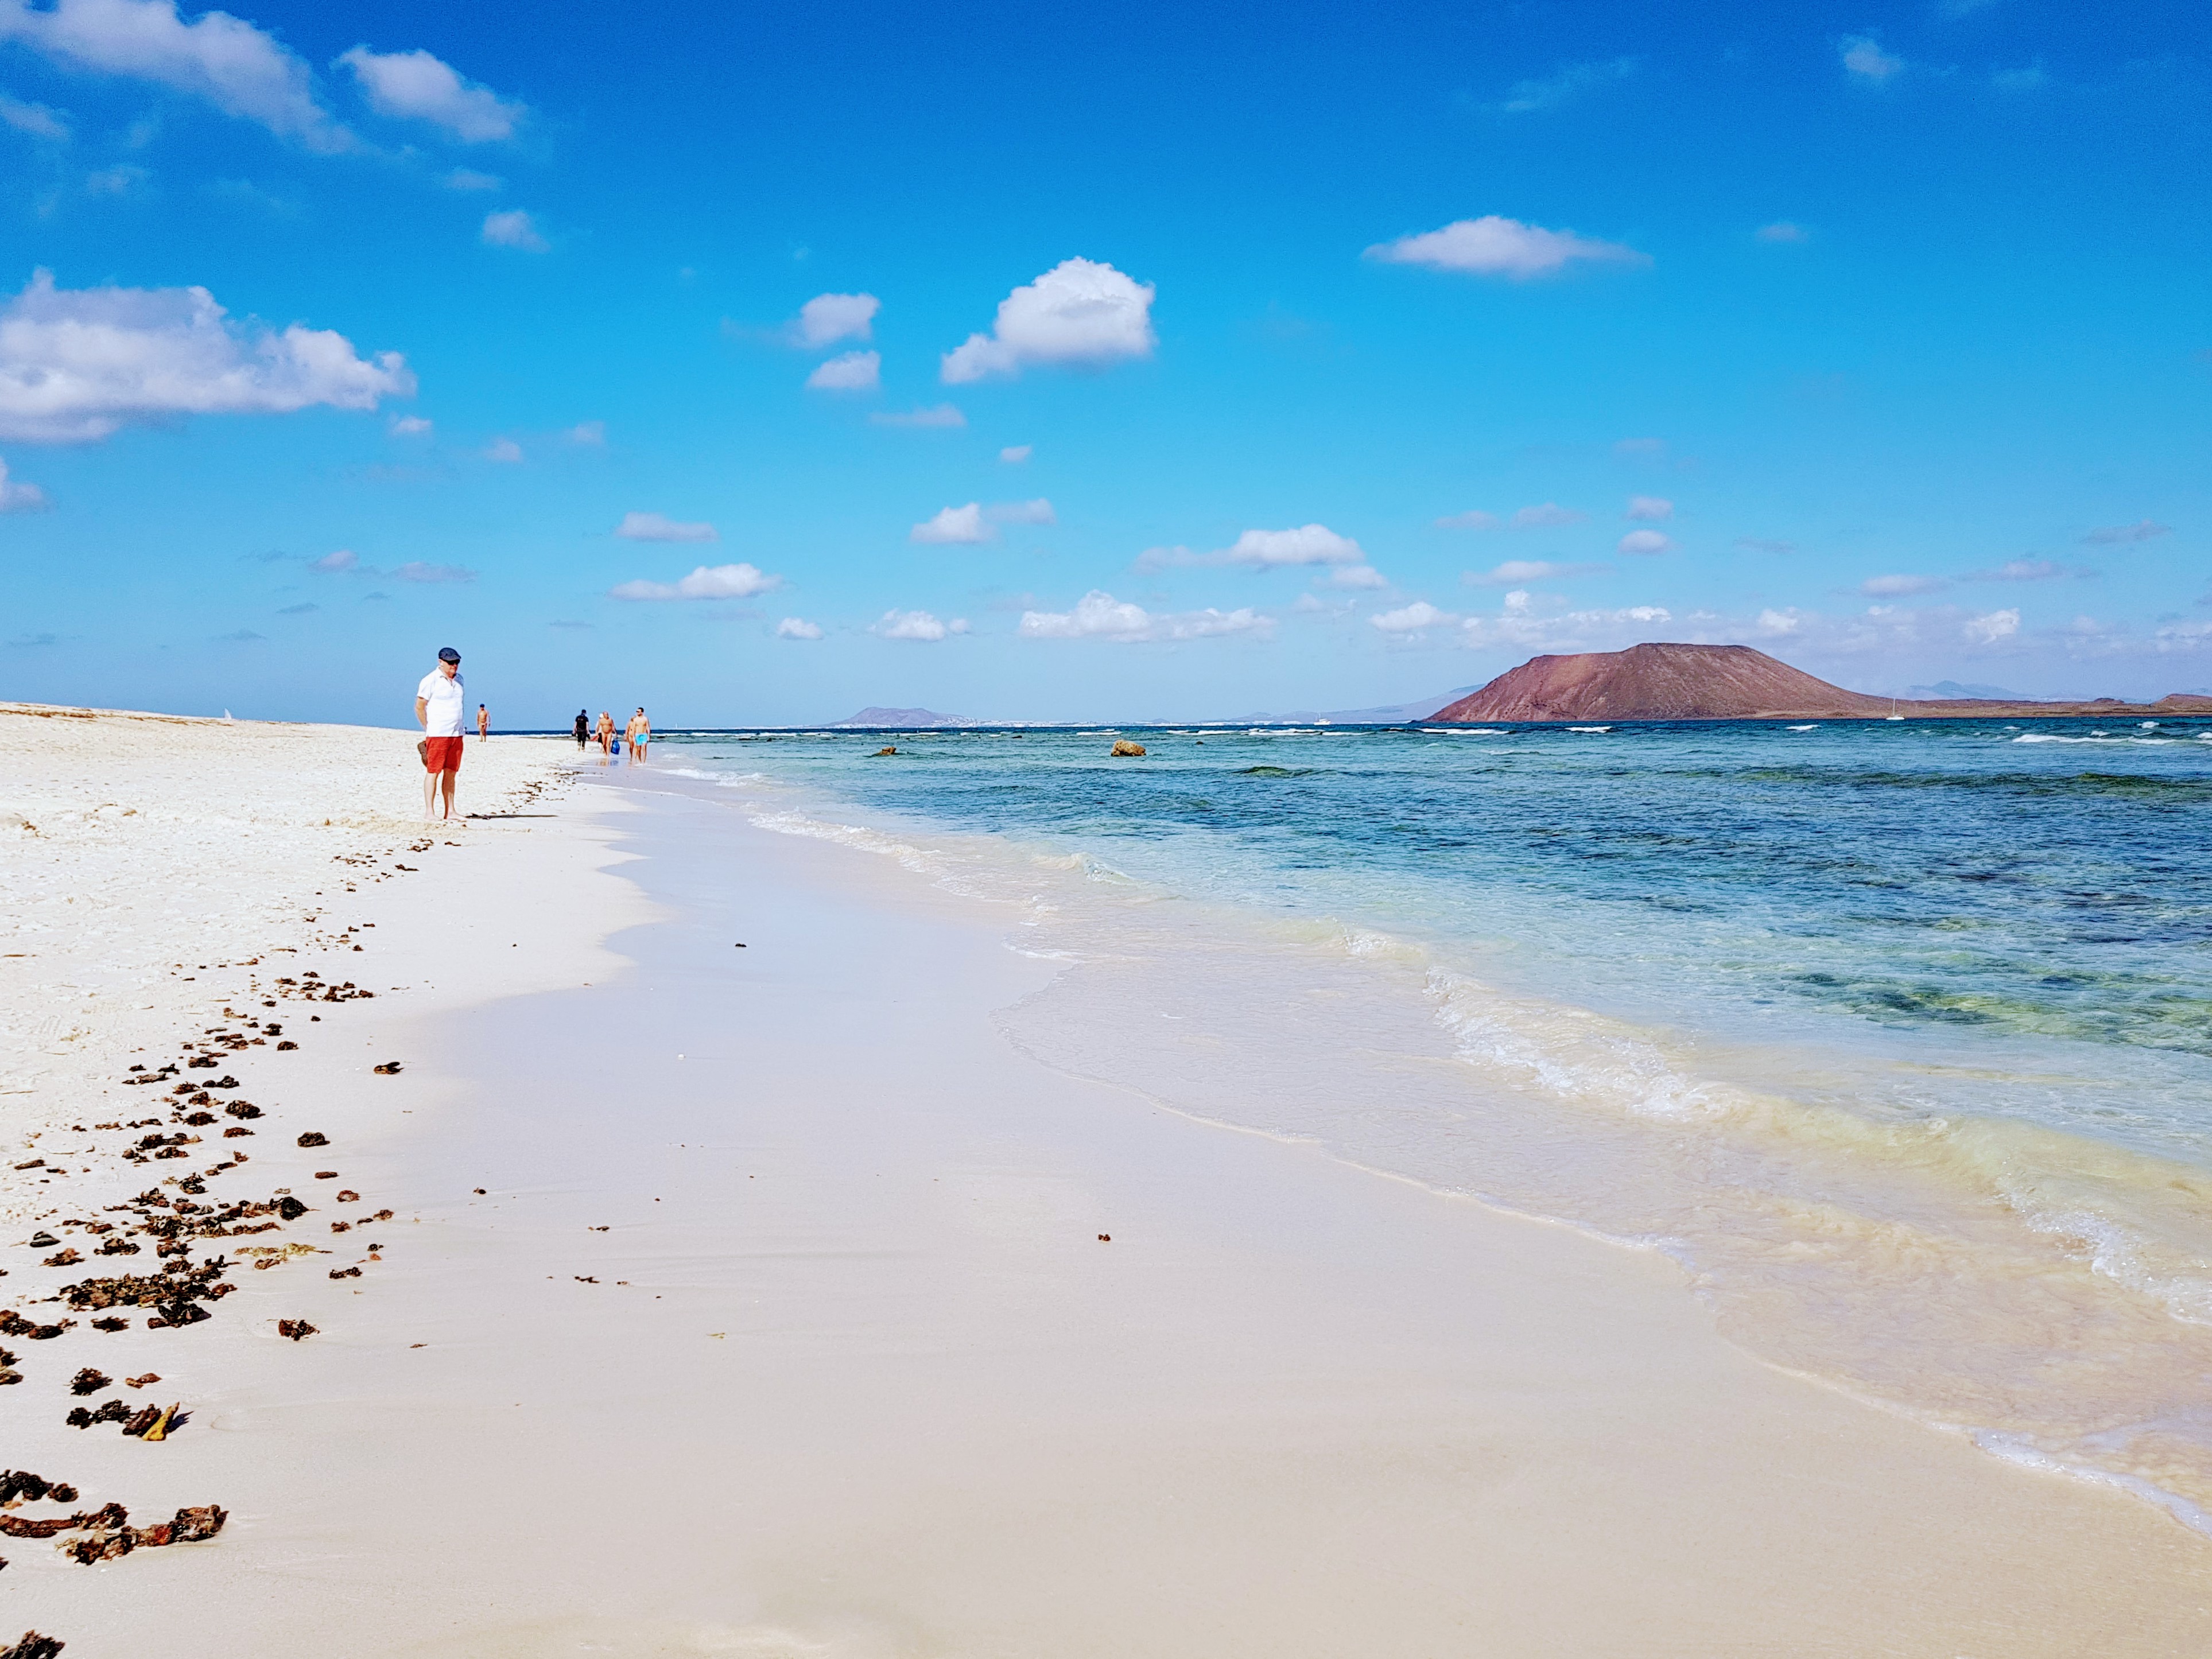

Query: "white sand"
(6, 715), (2212, 1657)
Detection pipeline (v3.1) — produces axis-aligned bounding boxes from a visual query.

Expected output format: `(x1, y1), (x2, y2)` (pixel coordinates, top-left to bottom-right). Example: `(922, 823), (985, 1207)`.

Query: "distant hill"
(1225, 686), (1483, 724)
(826, 706), (975, 728)
(1907, 679), (2028, 700)
(1431, 643), (2212, 724)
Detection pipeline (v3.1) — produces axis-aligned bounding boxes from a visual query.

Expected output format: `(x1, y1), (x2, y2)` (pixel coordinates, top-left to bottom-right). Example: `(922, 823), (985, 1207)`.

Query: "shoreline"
(7, 716), (2212, 1654)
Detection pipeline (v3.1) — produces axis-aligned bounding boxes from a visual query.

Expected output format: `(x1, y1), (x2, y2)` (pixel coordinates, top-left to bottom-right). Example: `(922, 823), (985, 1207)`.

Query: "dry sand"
(5, 710), (2211, 1657)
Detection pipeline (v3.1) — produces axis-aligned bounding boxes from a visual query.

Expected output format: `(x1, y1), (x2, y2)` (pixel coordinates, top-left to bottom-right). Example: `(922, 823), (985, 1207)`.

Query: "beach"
(6, 708), (2212, 1657)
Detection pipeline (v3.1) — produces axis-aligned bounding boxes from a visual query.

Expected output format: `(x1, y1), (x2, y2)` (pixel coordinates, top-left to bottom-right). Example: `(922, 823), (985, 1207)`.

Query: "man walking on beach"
(573, 709), (589, 750)
(415, 647), (467, 821)
(477, 703), (490, 742)
(627, 707), (651, 761)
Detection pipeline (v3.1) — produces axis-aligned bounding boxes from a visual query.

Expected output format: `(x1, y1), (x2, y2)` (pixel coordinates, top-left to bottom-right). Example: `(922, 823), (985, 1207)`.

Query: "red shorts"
(422, 735), (465, 774)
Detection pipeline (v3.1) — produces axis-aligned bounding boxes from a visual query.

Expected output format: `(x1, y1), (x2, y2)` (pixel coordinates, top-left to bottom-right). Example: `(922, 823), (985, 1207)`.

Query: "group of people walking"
(573, 706), (651, 761)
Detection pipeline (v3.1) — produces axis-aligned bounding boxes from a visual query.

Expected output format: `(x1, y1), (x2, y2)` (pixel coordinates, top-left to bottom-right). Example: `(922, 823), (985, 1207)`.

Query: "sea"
(645, 714), (2212, 1527)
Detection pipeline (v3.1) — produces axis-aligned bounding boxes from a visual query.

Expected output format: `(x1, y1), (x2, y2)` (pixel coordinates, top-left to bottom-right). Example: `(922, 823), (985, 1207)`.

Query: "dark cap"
(437, 647), (461, 663)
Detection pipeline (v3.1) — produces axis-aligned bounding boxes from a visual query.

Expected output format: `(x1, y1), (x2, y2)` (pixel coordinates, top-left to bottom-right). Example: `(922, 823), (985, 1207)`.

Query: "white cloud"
(775, 616), (823, 640)
(1370, 600), (1456, 634)
(0, 0), (346, 150)
(481, 209), (546, 251)
(1466, 560), (1606, 585)
(1841, 36), (1905, 83)
(1435, 509), (1500, 531)
(1736, 536), (1795, 554)
(999, 444), (1031, 464)
(338, 45), (523, 142)
(610, 562), (782, 602)
(805, 349), (879, 391)
(1755, 222), (1809, 244)
(1964, 558), (2079, 582)
(0, 91), (68, 138)
(1459, 589), (1675, 650)
(1513, 502), (1585, 529)
(444, 167), (501, 191)
(1618, 529), (1672, 555)
(615, 511), (716, 543)
(941, 257), (1156, 383)
(870, 403), (964, 428)
(388, 413), (432, 436)
(1223, 523), (1364, 567)
(2081, 518), (2170, 545)
(392, 560), (473, 584)
(1499, 57), (1635, 114)
(1861, 573), (1946, 596)
(0, 456), (49, 510)
(0, 268), (413, 443)
(872, 608), (967, 641)
(987, 498), (1055, 526)
(567, 419), (604, 445)
(911, 503), (990, 545)
(1756, 608), (1801, 636)
(1965, 607), (2020, 644)
(1325, 564), (1388, 589)
(308, 548), (358, 573)
(1625, 495), (1672, 520)
(1365, 215), (1647, 279)
(791, 292), (878, 348)
(483, 436), (522, 463)
(84, 160), (145, 193)
(1019, 589), (1269, 643)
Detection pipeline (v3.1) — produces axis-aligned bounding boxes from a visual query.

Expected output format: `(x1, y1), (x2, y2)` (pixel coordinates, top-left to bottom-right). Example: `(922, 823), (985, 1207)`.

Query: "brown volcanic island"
(1431, 643), (2212, 725)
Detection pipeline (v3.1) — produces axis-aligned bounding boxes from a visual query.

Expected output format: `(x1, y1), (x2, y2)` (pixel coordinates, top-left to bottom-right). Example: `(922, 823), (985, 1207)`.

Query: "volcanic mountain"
(1430, 643), (2212, 724)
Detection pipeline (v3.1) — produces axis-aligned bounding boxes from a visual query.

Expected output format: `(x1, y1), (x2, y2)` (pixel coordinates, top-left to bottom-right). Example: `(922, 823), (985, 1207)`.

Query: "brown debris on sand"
(1, 1630), (65, 1659)
(296, 1132), (328, 1148)
(277, 1319), (316, 1341)
(68, 1369), (110, 1396)
(123, 1373), (159, 1389)
(371, 1060), (402, 1075)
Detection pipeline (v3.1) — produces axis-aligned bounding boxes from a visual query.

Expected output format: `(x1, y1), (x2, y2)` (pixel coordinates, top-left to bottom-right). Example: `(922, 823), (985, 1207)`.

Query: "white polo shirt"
(417, 668), (467, 736)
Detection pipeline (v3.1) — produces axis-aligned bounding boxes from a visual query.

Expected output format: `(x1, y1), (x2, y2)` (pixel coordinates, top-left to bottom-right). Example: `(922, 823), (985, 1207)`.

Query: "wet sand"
(8, 728), (2212, 1656)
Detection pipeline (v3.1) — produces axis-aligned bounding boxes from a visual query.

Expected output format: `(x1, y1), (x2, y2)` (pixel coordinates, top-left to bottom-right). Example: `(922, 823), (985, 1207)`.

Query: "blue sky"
(0, 0), (2206, 725)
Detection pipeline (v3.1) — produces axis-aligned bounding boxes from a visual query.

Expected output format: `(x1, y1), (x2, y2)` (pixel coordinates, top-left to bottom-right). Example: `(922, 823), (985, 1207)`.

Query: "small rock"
(1109, 740), (1147, 757)
(296, 1132), (328, 1148)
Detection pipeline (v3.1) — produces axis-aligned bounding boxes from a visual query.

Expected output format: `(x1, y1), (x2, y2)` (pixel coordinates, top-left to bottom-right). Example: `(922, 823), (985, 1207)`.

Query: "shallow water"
(643, 716), (2212, 1525)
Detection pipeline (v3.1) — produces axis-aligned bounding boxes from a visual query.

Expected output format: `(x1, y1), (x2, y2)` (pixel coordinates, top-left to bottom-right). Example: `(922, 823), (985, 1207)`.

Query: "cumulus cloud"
(1324, 564), (1388, 589)
(1460, 588), (1674, 651)
(1962, 558), (2086, 582)
(1370, 600), (1457, 635)
(1223, 524), (1363, 567)
(1965, 607), (2020, 644)
(615, 511), (716, 543)
(805, 349), (879, 391)
(609, 562), (782, 602)
(1756, 222), (1809, 244)
(0, 456), (48, 510)
(1618, 529), (1672, 555)
(2081, 518), (2170, 545)
(941, 257), (1156, 383)
(1018, 590), (1269, 643)
(1365, 215), (1647, 280)
(483, 436), (522, 463)
(389, 413), (432, 436)
(392, 560), (474, 584)
(1465, 560), (1606, 586)
(1512, 502), (1585, 529)
(1499, 57), (1635, 114)
(0, 91), (68, 138)
(0, 268), (413, 443)
(0, 0), (347, 150)
(1842, 36), (1904, 83)
(566, 420), (604, 445)
(1435, 509), (1500, 531)
(308, 548), (358, 573)
(775, 616), (823, 640)
(338, 45), (523, 142)
(481, 208), (546, 251)
(872, 608), (967, 641)
(1625, 495), (1672, 520)
(870, 403), (964, 428)
(988, 498), (1054, 526)
(1861, 573), (1946, 596)
(999, 444), (1031, 464)
(911, 503), (990, 545)
(790, 293), (878, 348)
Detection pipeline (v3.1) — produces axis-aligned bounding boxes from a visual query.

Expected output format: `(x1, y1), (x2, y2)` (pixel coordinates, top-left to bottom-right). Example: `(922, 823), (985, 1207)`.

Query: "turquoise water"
(641, 716), (2212, 1522)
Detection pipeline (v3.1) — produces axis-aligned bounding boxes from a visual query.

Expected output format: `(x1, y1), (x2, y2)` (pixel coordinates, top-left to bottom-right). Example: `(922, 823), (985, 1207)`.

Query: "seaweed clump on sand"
(60, 1254), (234, 1327)
(2, 1630), (65, 1659)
